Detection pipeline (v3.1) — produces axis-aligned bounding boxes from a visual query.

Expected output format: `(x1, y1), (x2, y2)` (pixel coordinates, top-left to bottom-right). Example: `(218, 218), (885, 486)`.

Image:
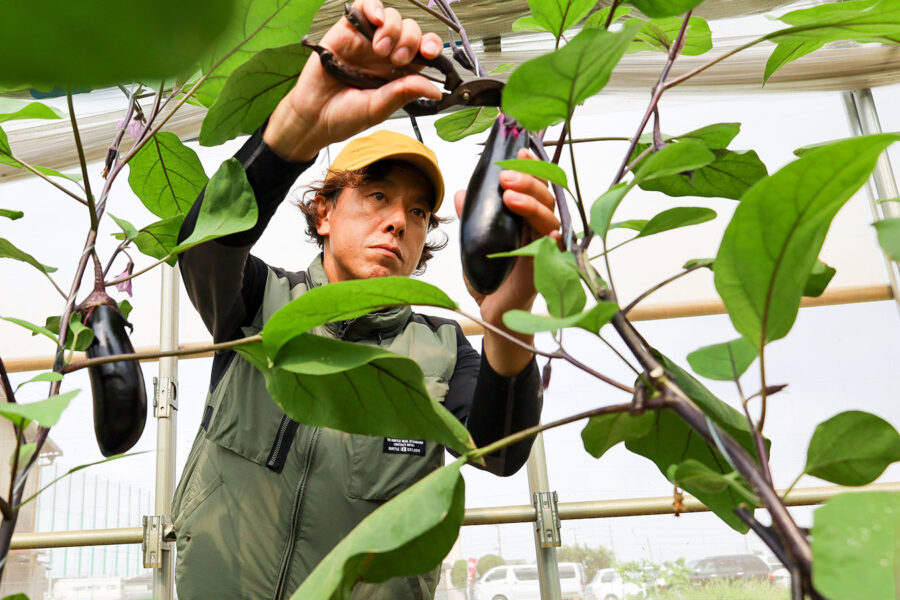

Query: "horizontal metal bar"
(11, 482), (897, 550)
(4, 285), (892, 373)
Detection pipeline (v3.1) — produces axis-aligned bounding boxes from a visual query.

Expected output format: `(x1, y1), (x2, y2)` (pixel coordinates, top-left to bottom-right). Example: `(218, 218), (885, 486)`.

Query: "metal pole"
(841, 89), (900, 315)
(153, 264), (180, 599)
(526, 432), (561, 600)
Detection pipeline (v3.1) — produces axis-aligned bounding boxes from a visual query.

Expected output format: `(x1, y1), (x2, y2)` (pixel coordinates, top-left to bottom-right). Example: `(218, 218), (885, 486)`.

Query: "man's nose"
(383, 205), (406, 236)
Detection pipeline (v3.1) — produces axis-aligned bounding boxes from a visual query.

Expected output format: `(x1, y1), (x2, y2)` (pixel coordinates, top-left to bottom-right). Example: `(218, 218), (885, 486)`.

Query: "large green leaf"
(628, 16), (712, 56)
(533, 236), (586, 317)
(715, 134), (900, 350)
(435, 107), (499, 142)
(803, 259), (836, 297)
(127, 132), (208, 219)
(173, 159), (257, 252)
(633, 141), (715, 184)
(0, 209), (23, 221)
(120, 216), (184, 266)
(0, 99), (64, 124)
(590, 184), (630, 241)
(0, 238), (56, 275)
(771, 0), (900, 45)
(1, 316), (58, 345)
(0, 0), (233, 87)
(584, 6), (633, 29)
(503, 23), (641, 130)
(200, 43), (311, 146)
(804, 411), (900, 486)
(527, 0), (596, 39)
(763, 41), (825, 85)
(290, 459), (466, 600)
(194, 0), (324, 107)
(582, 411), (655, 459)
(634, 207), (716, 238)
(873, 217), (900, 260)
(812, 492), (898, 600)
(634, 147), (767, 200)
(503, 301), (618, 334)
(262, 277), (457, 360)
(667, 459), (757, 504)
(626, 0), (705, 18)
(237, 340), (473, 455)
(0, 390), (78, 428)
(14, 372), (63, 392)
(495, 159), (568, 189)
(687, 338), (757, 382)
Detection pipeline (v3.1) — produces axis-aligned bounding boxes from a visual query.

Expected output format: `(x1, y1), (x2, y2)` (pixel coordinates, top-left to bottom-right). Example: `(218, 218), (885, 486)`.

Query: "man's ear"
(314, 195), (331, 237)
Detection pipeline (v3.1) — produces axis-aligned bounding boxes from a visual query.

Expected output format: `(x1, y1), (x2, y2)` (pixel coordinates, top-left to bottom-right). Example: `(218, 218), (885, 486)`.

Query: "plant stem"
(782, 473), (804, 501)
(598, 334), (641, 375)
(542, 136), (632, 147)
(432, 0), (483, 76)
(623, 263), (705, 313)
(0, 152), (87, 205)
(558, 347), (635, 394)
(105, 254), (172, 287)
(0, 357), (15, 406)
(604, 0), (623, 30)
(531, 142), (575, 251)
(734, 507), (796, 576)
(734, 350), (773, 486)
(404, 0), (460, 32)
(565, 119), (590, 235)
(759, 346), (769, 432)
(66, 89), (96, 230)
(61, 335), (262, 374)
(7, 426), (22, 508)
(663, 37), (763, 90)
(551, 124), (568, 164)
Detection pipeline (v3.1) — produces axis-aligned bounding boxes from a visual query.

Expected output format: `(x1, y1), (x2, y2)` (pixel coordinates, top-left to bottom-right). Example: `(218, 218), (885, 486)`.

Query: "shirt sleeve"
(178, 126), (317, 343)
(444, 325), (543, 477)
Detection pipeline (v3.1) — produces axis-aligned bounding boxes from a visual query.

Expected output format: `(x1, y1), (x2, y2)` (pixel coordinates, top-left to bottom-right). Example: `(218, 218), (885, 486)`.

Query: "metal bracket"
(533, 491), (561, 548)
(153, 376), (178, 419)
(142, 515), (173, 568)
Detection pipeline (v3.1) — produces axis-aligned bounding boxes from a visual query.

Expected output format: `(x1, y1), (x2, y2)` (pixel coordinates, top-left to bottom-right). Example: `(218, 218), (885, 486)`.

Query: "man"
(172, 1), (560, 598)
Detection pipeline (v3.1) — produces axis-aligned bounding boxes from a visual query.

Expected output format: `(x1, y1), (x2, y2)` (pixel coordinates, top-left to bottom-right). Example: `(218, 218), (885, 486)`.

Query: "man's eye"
(411, 208), (427, 219)
(371, 192), (386, 201)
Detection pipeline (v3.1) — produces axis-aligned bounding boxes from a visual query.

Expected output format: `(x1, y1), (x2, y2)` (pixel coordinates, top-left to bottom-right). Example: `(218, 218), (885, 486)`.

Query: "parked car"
(585, 568), (646, 600)
(688, 554), (771, 585)
(472, 562), (585, 600)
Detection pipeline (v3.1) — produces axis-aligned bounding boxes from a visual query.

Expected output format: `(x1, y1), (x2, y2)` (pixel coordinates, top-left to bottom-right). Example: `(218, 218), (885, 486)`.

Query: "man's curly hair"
(297, 159), (448, 274)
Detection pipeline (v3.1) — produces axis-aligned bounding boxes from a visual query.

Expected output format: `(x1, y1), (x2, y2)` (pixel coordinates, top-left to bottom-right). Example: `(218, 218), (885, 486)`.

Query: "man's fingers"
(499, 170), (555, 211)
(358, 0), (385, 25)
(393, 18), (422, 66)
(503, 189), (560, 236)
(366, 74), (441, 121)
(453, 189), (466, 218)
(373, 7), (402, 57)
(420, 32), (443, 59)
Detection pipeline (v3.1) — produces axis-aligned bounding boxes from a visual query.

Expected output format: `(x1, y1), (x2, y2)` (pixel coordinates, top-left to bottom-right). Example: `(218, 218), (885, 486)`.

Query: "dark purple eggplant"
(460, 115), (530, 295)
(84, 303), (147, 456)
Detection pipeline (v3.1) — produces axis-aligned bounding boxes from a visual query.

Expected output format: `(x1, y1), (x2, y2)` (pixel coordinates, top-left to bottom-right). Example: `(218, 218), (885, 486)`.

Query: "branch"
(531, 142), (576, 251)
(66, 89), (96, 230)
(0, 151), (87, 205)
(541, 136), (631, 147)
(565, 118), (590, 235)
(404, 0), (460, 32)
(0, 356), (15, 405)
(604, 0), (623, 30)
(663, 37), (763, 90)
(623, 263), (706, 314)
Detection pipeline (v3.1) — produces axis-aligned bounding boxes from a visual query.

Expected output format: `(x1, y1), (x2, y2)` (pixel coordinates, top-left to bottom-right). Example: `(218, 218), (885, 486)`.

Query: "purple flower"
(114, 263), (134, 297)
(116, 115), (144, 141)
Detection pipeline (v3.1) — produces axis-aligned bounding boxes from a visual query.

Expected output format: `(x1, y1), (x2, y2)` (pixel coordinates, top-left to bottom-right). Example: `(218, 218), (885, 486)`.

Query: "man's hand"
(264, 0), (443, 163)
(453, 148), (561, 376)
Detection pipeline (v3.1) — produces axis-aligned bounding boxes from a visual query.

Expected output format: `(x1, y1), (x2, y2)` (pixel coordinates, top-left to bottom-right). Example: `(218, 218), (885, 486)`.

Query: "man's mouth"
(371, 244), (402, 261)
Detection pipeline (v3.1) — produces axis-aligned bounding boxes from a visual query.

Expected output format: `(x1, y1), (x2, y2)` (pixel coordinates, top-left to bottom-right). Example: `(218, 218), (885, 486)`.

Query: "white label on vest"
(383, 438), (426, 456)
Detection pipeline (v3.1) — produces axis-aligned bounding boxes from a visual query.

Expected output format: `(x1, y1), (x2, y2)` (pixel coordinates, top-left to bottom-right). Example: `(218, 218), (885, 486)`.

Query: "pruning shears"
(301, 4), (504, 117)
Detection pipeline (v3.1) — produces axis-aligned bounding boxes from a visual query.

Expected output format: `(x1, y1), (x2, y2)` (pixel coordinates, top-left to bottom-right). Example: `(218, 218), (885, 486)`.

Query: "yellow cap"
(328, 130), (445, 211)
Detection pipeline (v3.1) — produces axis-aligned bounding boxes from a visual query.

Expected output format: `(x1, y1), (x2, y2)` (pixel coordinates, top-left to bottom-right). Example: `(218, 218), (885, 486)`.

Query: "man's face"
(316, 163), (434, 282)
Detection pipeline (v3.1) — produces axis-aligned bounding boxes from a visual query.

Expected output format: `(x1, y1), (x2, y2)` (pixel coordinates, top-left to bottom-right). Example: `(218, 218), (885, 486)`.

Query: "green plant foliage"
(667, 459), (757, 504)
(629, 16), (712, 56)
(772, 0), (900, 45)
(684, 258), (715, 270)
(687, 338), (757, 381)
(15, 372), (63, 392)
(873, 217), (900, 260)
(495, 159), (568, 189)
(10, 443), (36, 470)
(0, 99), (65, 124)
(119, 300), (134, 321)
(812, 491), (898, 600)
(533, 237), (586, 317)
(289, 459), (466, 600)
(195, 0), (325, 107)
(804, 411), (900, 486)
(0, 389), (78, 428)
(0, 238), (57, 275)
(638, 149), (768, 200)
(511, 16), (549, 33)
(503, 23), (641, 130)
(1, 317), (58, 345)
(633, 141), (716, 183)
(633, 207), (717, 238)
(526, 0), (596, 40)
(626, 0), (706, 19)
(802, 259), (836, 297)
(115, 216), (184, 266)
(715, 134), (900, 351)
(127, 132), (208, 220)
(450, 560), (467, 588)
(2, 593), (30, 600)
(763, 41), (824, 85)
(18, 452), (144, 509)
(173, 159), (257, 252)
(590, 184), (630, 241)
(503, 301), (618, 334)
(109, 215), (139, 242)
(0, 128), (81, 181)
(609, 219), (646, 232)
(435, 107), (500, 142)
(67, 314), (94, 353)
(200, 43), (311, 146)
(584, 6), (633, 29)
(557, 544), (613, 582)
(582, 411), (656, 459)
(0, 0), (234, 87)
(0, 209), (23, 220)
(262, 277), (457, 359)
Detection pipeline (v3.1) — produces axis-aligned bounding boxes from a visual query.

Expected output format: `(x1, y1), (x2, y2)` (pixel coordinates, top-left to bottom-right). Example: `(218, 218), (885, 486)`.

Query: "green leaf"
(582, 412), (655, 459)
(435, 107), (499, 142)
(0, 209), (23, 221)
(194, 0), (325, 107)
(289, 459), (466, 600)
(0, 238), (57, 275)
(0, 99), (65, 124)
(638, 149), (768, 200)
(119, 300), (134, 321)
(676, 123), (742, 150)
(262, 278), (457, 360)
(633, 141), (716, 185)
(15, 372), (63, 392)
(803, 259), (836, 297)
(609, 219), (647, 232)
(812, 491), (898, 600)
(488, 63), (515, 75)
(127, 132), (208, 219)
(764, 41), (825, 85)
(200, 43), (311, 146)
(804, 411), (900, 486)
(41, 315), (93, 352)
(590, 184), (630, 241)
(495, 159), (568, 189)
(684, 258), (715, 270)
(584, 6), (633, 29)
(629, 16), (712, 56)
(503, 301), (618, 334)
(0, 0), (233, 87)
(687, 338), (757, 381)
(533, 237), (585, 318)
(1, 316), (59, 344)
(635, 207), (716, 238)
(109, 214), (139, 242)
(0, 390), (78, 428)
(512, 16), (550, 33)
(667, 459), (757, 504)
(11, 443), (36, 470)
(173, 159), (256, 252)
(772, 0), (900, 45)
(2, 592), (30, 600)
(874, 217), (900, 260)
(626, 0), (705, 19)
(67, 314), (94, 353)
(120, 216), (184, 266)
(503, 23), (641, 130)
(527, 0), (596, 39)
(238, 340), (474, 455)
(715, 134), (900, 351)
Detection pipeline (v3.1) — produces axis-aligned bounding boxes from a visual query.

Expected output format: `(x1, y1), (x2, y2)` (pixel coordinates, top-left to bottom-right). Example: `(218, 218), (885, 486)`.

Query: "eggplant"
(460, 115), (530, 295)
(84, 303), (147, 456)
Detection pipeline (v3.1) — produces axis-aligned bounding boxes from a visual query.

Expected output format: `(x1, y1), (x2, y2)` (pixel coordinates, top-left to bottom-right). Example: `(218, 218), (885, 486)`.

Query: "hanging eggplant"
(78, 265), (147, 457)
(460, 114), (531, 295)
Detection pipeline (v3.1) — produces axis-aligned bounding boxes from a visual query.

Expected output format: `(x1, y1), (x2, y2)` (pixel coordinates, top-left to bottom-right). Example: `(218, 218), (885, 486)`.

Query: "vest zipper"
(272, 427), (320, 600)
(266, 415), (299, 473)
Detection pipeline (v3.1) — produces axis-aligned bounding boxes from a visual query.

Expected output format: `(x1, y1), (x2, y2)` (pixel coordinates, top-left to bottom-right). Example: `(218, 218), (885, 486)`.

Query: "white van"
(585, 568), (646, 600)
(473, 562), (586, 600)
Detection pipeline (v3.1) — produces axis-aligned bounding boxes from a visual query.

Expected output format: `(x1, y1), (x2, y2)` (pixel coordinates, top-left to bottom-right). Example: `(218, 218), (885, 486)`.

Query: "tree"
(476, 554), (506, 577)
(450, 559), (468, 588)
(556, 544), (613, 582)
